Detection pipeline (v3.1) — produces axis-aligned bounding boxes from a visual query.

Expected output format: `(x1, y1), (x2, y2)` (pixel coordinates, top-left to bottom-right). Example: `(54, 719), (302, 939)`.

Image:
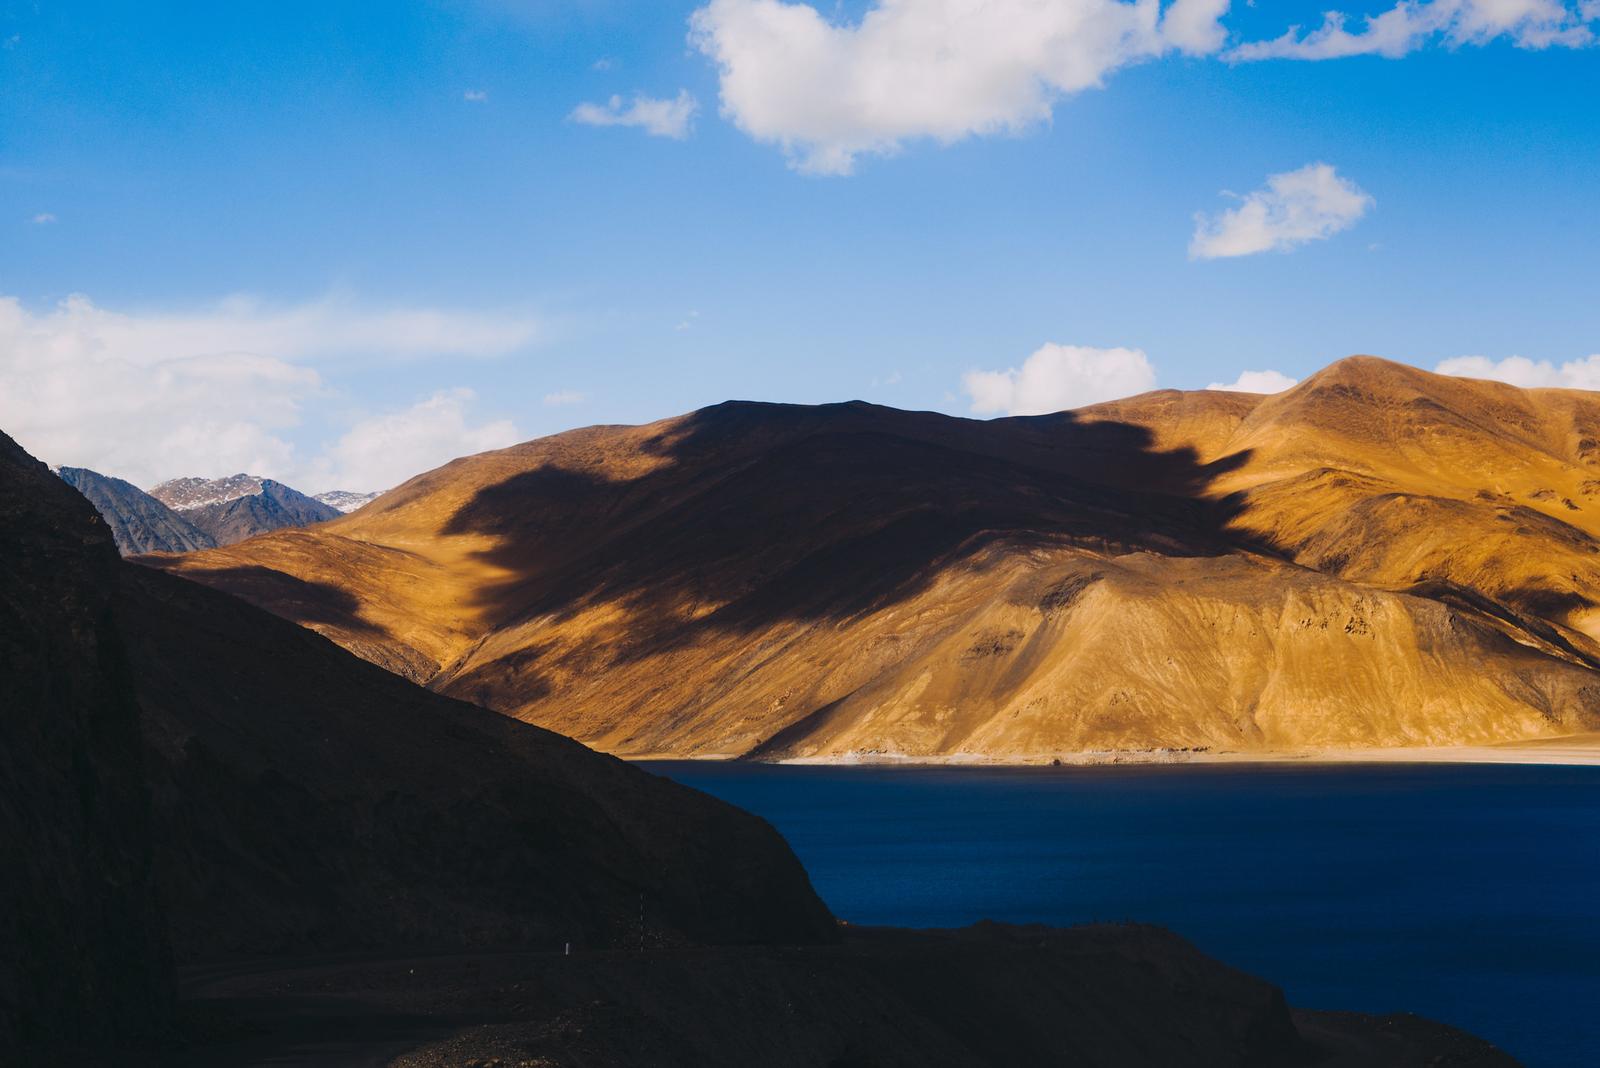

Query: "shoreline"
(630, 733), (1600, 768)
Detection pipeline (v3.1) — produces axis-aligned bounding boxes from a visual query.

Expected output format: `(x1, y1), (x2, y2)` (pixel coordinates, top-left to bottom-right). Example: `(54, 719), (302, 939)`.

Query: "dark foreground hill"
(1, 445), (171, 1051)
(1, 427), (1518, 1066)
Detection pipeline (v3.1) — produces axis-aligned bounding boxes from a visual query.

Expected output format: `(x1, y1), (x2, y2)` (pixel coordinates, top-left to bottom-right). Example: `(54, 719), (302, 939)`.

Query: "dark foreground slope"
(120, 561), (833, 958)
(168, 928), (1515, 1068)
(0, 436), (172, 1055)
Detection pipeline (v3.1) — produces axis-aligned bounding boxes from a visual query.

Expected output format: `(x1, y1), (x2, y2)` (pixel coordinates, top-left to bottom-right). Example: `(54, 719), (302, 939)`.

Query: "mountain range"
(1, 422), (1506, 1065)
(53, 469), (378, 555)
(148, 356), (1600, 762)
(57, 466), (218, 555)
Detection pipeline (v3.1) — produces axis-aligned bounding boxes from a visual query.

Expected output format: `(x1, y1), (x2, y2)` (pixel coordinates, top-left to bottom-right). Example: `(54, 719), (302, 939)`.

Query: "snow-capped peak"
(149, 474), (266, 511)
(313, 489), (382, 514)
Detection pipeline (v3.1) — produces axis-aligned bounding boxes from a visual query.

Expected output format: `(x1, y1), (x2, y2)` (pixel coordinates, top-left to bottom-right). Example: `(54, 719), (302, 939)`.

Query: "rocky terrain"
(57, 465), (217, 554)
(150, 474), (341, 546)
(148, 357), (1600, 761)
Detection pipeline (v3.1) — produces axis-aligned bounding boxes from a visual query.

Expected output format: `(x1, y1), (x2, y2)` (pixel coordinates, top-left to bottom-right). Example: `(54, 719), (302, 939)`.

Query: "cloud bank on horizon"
(963, 344), (1158, 416)
(685, 0), (1598, 174)
(1436, 353), (1600, 390)
(0, 293), (532, 493)
(1207, 370), (1300, 393)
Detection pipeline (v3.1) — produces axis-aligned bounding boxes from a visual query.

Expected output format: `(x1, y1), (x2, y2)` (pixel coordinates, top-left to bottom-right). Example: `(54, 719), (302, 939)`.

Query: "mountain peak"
(149, 473), (267, 511)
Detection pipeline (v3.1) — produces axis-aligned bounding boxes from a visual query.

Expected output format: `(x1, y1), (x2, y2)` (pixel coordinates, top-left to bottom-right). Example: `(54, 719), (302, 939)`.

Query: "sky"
(3, 0), (1599, 492)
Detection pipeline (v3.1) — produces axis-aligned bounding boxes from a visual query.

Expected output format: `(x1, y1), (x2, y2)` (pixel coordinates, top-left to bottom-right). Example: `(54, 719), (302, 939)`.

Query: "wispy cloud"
(463, 88), (489, 102)
(1228, 0), (1595, 61)
(542, 389), (586, 406)
(570, 90), (698, 139)
(30, 212), (56, 225)
(1190, 163), (1373, 260)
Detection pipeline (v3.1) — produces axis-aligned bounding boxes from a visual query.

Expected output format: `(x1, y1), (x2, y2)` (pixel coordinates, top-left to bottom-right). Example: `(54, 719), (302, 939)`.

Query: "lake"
(643, 761), (1600, 1067)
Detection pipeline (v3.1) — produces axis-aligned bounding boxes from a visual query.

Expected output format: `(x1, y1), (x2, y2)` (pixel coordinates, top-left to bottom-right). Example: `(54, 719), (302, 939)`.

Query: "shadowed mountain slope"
(6, 430), (833, 975)
(0, 436), (173, 1055)
(147, 358), (1600, 760)
(121, 560), (834, 959)
(57, 465), (217, 555)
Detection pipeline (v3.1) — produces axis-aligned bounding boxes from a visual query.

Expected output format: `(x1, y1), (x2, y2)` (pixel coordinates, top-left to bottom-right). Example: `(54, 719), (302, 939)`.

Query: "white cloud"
(0, 293), (539, 491)
(963, 343), (1157, 416)
(1206, 369), (1298, 393)
(1162, 0), (1233, 53)
(688, 0), (1231, 175)
(313, 389), (521, 492)
(463, 89), (489, 102)
(542, 389), (586, 406)
(31, 212), (56, 225)
(1190, 162), (1372, 260)
(570, 90), (698, 139)
(1227, 0), (1595, 60)
(1435, 354), (1600, 390)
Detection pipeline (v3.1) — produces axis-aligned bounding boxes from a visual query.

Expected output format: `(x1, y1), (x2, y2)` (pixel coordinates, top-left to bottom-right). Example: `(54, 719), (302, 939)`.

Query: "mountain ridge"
(56, 466), (217, 555)
(146, 356), (1600, 761)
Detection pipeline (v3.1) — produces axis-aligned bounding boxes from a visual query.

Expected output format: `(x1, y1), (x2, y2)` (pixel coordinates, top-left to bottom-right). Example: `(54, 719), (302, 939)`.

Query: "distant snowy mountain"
(149, 473), (271, 512)
(57, 467), (217, 556)
(147, 474), (341, 546)
(313, 489), (381, 514)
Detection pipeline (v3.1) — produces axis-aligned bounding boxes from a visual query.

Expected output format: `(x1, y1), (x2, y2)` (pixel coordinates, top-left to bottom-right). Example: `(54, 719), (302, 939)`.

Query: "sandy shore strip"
(752, 733), (1600, 768)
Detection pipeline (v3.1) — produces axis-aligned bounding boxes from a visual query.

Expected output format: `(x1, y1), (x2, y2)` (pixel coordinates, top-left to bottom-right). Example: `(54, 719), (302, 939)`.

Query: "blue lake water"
(643, 761), (1600, 1067)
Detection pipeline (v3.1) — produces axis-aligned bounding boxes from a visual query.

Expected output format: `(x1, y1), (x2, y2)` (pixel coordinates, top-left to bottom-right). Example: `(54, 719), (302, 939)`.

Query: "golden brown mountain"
(146, 356), (1600, 761)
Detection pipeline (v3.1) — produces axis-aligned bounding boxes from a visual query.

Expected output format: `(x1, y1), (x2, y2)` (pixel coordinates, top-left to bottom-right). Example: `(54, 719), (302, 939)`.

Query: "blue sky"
(3, 0), (1598, 490)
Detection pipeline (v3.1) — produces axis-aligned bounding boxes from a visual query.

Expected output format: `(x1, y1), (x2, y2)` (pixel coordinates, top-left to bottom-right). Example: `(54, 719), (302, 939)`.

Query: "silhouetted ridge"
(0, 434), (172, 1056)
